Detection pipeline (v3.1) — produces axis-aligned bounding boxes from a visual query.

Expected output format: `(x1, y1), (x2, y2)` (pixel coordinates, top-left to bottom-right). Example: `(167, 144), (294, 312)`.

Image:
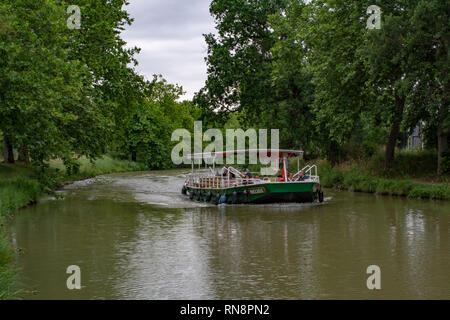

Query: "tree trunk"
(437, 94), (449, 175)
(437, 65), (449, 175)
(18, 145), (30, 163)
(131, 148), (137, 162)
(385, 96), (405, 171)
(437, 127), (448, 175)
(436, 45), (449, 175)
(2, 139), (7, 163)
(3, 137), (15, 163)
(329, 142), (339, 167)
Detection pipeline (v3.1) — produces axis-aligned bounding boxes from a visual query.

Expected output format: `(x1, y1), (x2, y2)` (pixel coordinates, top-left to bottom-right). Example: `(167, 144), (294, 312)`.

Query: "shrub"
(387, 180), (413, 196)
(331, 168), (344, 185)
(375, 179), (392, 195)
(367, 149), (438, 178)
(409, 184), (450, 200)
(342, 168), (364, 191)
(0, 231), (18, 300)
(361, 140), (377, 158)
(358, 176), (378, 193)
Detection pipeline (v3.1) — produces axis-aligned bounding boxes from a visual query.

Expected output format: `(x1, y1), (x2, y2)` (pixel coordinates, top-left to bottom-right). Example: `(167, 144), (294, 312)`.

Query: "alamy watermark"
(366, 265), (381, 290)
(171, 121), (280, 175)
(67, 5), (81, 30)
(66, 265), (81, 290)
(59, 4), (379, 35)
(367, 5), (382, 30)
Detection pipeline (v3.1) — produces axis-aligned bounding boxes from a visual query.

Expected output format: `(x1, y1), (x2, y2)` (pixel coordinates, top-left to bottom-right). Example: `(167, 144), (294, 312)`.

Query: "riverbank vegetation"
(194, 0), (449, 192)
(0, 156), (147, 217)
(1, 0), (448, 190)
(0, 0), (199, 170)
(195, 0), (449, 176)
(318, 160), (450, 201)
(0, 156), (147, 298)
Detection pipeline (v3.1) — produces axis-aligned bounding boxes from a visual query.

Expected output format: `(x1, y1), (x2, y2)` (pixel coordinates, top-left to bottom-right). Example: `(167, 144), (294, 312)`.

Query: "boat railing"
(185, 172), (250, 189)
(225, 166), (243, 178)
(293, 165), (320, 183)
(185, 165), (320, 189)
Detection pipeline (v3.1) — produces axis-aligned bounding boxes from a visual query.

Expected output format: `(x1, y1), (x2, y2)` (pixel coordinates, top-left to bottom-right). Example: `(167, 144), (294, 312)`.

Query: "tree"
(194, 0), (288, 123)
(406, 0), (449, 175)
(301, 0), (372, 164)
(0, 0), (88, 165)
(269, 1), (316, 152)
(0, 0), (143, 169)
(120, 75), (197, 168)
(361, 1), (423, 171)
(62, 0), (142, 160)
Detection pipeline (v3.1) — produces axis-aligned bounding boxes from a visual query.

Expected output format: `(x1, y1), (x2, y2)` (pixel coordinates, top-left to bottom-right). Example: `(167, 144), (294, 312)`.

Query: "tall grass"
(49, 157), (147, 183)
(0, 175), (41, 215)
(0, 230), (19, 300)
(318, 162), (450, 200)
(366, 149), (438, 179)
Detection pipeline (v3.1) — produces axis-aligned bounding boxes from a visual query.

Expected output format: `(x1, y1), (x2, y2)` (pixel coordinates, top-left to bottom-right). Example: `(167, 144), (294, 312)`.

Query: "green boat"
(181, 149), (324, 205)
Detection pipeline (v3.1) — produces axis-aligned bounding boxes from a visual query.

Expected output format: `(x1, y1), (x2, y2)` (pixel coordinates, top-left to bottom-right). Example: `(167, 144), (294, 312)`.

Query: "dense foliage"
(0, 0), (448, 173)
(196, 0), (449, 175)
(0, 0), (197, 170)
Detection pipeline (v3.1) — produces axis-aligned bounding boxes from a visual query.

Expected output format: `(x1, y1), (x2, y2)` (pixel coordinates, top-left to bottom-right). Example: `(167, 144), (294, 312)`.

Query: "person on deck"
(297, 170), (306, 181)
(277, 165), (287, 182)
(222, 165), (230, 177)
(240, 169), (252, 184)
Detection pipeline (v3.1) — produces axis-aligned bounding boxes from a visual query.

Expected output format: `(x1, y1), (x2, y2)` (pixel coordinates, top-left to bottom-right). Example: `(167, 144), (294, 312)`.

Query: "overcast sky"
(121, 0), (216, 101)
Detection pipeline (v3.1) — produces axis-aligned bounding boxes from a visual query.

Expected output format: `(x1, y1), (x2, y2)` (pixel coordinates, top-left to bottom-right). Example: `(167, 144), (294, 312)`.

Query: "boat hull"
(185, 181), (320, 204)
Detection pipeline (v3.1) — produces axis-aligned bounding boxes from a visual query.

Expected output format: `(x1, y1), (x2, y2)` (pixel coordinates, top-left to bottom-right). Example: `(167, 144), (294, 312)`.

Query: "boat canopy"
(186, 149), (304, 161)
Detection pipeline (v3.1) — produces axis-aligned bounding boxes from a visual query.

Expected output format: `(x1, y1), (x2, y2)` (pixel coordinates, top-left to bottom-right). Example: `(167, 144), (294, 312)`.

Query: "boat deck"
(185, 175), (320, 190)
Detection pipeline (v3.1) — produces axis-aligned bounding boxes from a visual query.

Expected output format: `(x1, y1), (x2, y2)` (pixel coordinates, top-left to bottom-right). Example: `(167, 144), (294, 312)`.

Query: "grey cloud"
(123, 0), (214, 40)
(121, 0), (216, 100)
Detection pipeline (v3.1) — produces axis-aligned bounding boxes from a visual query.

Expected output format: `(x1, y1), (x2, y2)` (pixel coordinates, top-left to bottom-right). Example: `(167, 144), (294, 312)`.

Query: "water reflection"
(7, 171), (450, 299)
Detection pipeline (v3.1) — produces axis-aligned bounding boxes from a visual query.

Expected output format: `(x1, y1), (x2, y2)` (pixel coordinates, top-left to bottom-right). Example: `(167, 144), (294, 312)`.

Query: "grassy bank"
(316, 150), (450, 200)
(0, 156), (147, 299)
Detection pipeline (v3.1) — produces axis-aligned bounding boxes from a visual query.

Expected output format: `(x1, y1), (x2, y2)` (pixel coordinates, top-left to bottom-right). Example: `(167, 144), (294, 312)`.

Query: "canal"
(7, 170), (449, 299)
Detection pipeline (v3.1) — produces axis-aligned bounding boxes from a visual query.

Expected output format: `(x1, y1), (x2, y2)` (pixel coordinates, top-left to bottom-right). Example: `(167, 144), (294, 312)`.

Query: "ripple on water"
(11, 170), (450, 300)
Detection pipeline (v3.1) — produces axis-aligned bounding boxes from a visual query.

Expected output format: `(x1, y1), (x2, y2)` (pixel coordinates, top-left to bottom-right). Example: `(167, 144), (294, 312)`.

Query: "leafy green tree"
(194, 0), (288, 123)
(299, 0), (373, 164)
(269, 1), (316, 154)
(0, 0), (145, 170)
(62, 0), (142, 159)
(361, 1), (423, 171)
(120, 75), (197, 168)
(0, 0), (89, 165)
(405, 0), (449, 175)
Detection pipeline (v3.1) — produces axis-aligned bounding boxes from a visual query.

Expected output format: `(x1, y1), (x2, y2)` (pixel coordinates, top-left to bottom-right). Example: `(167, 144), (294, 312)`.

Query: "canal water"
(6, 170), (449, 299)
